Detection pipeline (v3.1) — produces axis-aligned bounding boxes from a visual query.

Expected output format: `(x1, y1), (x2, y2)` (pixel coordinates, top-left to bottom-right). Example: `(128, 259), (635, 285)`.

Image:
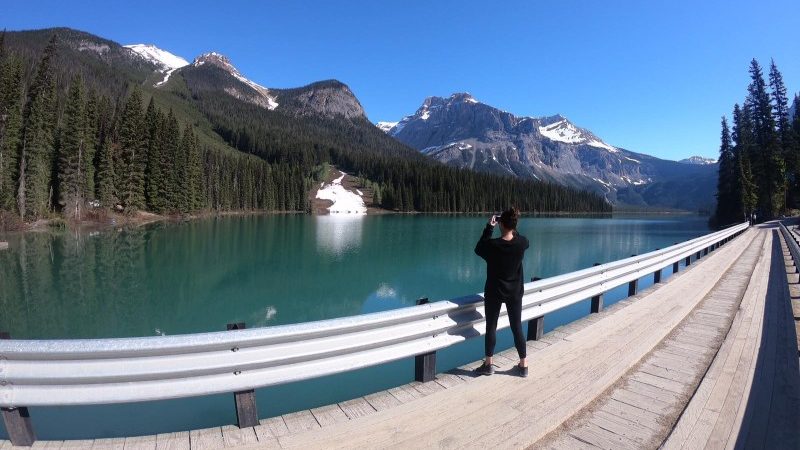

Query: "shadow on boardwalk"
(735, 228), (800, 449)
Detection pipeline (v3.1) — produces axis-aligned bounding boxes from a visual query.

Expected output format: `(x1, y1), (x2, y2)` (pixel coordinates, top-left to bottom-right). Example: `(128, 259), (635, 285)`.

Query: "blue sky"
(3, 0), (798, 161)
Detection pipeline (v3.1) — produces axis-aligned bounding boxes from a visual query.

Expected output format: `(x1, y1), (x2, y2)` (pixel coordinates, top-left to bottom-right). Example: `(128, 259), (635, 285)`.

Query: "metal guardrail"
(779, 221), (800, 267)
(0, 222), (749, 445)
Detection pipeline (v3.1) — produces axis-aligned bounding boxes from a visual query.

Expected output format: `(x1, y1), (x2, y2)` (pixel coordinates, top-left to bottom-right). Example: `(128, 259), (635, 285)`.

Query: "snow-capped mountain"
(679, 156), (717, 165)
(191, 52), (278, 110)
(124, 44), (188, 87)
(379, 93), (718, 210)
(377, 121), (399, 133)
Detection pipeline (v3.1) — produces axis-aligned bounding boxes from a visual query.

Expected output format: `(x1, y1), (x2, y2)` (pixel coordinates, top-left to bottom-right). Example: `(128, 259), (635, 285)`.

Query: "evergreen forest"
(0, 30), (610, 229)
(713, 59), (799, 227)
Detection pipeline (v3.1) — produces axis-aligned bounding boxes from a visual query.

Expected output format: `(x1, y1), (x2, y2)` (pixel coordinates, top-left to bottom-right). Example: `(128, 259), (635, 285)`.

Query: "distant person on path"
(474, 207), (530, 377)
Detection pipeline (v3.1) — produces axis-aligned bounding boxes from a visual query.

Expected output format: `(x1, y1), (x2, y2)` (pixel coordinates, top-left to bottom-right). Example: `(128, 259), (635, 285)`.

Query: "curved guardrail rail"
(779, 221), (800, 267)
(0, 222), (749, 445)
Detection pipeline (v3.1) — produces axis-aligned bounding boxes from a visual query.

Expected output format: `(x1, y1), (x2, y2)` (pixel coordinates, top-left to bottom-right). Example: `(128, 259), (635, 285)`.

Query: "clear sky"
(3, 0), (798, 161)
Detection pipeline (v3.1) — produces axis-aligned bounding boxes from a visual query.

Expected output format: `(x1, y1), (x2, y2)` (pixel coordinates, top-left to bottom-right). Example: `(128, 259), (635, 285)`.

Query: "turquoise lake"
(0, 214), (711, 439)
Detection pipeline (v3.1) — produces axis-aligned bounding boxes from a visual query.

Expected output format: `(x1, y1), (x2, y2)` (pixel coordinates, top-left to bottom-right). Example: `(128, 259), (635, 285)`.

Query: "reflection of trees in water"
(0, 216), (710, 339)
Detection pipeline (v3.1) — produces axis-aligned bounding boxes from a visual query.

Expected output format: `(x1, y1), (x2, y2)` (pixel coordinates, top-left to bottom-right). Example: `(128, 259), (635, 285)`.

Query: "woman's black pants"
(484, 297), (527, 359)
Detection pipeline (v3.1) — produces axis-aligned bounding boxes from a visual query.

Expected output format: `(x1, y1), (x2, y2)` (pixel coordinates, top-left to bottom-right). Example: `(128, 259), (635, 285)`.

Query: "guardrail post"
(703, 247), (709, 256)
(1, 332), (36, 447)
(527, 277), (544, 340)
(226, 323), (259, 429)
(628, 256), (638, 296)
(685, 255), (692, 266)
(590, 264), (603, 313)
(414, 298), (436, 383)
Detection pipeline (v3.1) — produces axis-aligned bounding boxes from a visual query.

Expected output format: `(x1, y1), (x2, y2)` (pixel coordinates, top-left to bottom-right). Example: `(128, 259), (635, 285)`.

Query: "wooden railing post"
(527, 278), (544, 340)
(226, 323), (259, 429)
(1, 332), (36, 447)
(414, 298), (436, 382)
(590, 264), (603, 313)
(628, 256), (638, 296)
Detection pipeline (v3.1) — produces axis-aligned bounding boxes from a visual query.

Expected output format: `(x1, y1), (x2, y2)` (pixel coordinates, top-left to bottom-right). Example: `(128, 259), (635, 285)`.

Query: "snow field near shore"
(315, 171), (367, 214)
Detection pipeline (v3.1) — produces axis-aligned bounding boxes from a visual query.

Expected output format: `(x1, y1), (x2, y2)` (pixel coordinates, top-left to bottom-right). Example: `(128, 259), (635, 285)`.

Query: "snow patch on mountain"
(316, 171), (366, 214)
(377, 121), (398, 133)
(192, 52), (278, 110)
(539, 119), (618, 152)
(679, 156), (717, 165)
(125, 44), (189, 87)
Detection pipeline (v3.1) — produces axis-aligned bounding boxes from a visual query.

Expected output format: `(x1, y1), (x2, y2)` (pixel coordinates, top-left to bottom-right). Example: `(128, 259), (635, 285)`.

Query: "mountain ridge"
(377, 92), (717, 211)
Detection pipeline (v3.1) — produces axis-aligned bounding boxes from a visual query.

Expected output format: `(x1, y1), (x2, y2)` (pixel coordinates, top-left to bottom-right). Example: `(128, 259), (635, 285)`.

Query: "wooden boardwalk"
(535, 228), (768, 449)
(3, 225), (798, 449)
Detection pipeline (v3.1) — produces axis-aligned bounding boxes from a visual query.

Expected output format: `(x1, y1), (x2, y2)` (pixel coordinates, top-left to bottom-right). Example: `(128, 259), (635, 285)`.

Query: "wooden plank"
(59, 441), (96, 449)
(281, 410), (320, 434)
(599, 397), (664, 432)
(121, 435), (157, 450)
(387, 384), (423, 404)
(338, 398), (376, 419)
(610, 387), (673, 416)
(255, 417), (289, 439)
(639, 362), (697, 384)
(629, 370), (689, 395)
(589, 409), (656, 445)
(90, 438), (126, 450)
(310, 404), (348, 427)
(154, 432), (190, 450)
(220, 425), (258, 447)
(434, 373), (465, 389)
(188, 427), (223, 450)
(569, 422), (639, 450)
(624, 378), (684, 404)
(647, 355), (701, 376)
(364, 391), (402, 412)
(410, 380), (445, 396)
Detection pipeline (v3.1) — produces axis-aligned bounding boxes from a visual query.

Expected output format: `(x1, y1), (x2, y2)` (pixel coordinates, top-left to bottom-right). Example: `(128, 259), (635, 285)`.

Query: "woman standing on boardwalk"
(474, 207), (530, 377)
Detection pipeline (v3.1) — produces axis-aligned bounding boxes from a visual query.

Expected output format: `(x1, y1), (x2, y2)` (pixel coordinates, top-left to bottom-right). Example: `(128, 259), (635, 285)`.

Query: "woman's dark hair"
(499, 207), (521, 230)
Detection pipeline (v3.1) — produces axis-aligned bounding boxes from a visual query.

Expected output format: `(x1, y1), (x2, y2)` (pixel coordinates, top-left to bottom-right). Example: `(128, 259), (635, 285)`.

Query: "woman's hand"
(489, 214), (498, 227)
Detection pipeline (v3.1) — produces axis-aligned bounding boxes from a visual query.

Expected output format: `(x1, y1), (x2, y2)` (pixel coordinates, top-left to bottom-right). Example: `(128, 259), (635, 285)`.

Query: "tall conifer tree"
(117, 86), (146, 212)
(0, 53), (24, 211)
(18, 35), (58, 219)
(57, 76), (87, 219)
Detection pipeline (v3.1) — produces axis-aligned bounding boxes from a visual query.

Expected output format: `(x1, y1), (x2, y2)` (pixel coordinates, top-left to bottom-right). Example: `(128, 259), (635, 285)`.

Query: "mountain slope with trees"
(0, 28), (609, 228)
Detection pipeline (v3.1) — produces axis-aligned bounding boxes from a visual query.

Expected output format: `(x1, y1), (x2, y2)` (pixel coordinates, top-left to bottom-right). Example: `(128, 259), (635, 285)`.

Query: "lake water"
(0, 214), (710, 439)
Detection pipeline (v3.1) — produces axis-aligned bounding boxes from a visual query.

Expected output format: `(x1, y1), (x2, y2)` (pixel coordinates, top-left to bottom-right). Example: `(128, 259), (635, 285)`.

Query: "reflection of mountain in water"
(0, 215), (710, 340)
(314, 215), (364, 258)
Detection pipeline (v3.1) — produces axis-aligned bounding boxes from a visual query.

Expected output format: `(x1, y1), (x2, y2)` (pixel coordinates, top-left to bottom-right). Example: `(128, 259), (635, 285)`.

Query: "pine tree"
(732, 104), (757, 219)
(18, 35), (58, 220)
(95, 137), (115, 208)
(162, 110), (180, 211)
(83, 89), (98, 200)
(144, 98), (165, 212)
(746, 59), (784, 217)
(0, 54), (24, 212)
(117, 86), (146, 213)
(769, 60), (795, 209)
(714, 116), (736, 225)
(57, 76), (87, 219)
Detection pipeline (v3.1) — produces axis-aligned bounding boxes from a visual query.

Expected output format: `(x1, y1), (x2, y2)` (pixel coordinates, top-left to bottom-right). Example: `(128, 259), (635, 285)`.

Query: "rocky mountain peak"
(275, 80), (366, 120)
(191, 52), (278, 110)
(679, 156), (717, 165)
(192, 52), (232, 69)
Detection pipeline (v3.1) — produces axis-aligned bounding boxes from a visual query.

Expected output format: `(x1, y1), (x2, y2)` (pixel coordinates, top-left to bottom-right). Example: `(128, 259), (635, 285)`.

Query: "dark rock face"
(381, 93), (717, 211)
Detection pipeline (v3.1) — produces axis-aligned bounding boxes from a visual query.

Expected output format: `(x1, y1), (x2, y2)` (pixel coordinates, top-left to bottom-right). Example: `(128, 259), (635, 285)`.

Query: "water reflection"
(314, 214), (365, 258)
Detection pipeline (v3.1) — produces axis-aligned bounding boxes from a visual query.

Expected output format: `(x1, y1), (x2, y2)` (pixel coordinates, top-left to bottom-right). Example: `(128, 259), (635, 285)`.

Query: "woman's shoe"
(474, 362), (495, 376)
(516, 364), (528, 378)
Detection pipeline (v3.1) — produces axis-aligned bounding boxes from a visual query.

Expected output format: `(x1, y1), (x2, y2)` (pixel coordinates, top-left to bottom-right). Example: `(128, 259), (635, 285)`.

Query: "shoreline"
(0, 208), (704, 236)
